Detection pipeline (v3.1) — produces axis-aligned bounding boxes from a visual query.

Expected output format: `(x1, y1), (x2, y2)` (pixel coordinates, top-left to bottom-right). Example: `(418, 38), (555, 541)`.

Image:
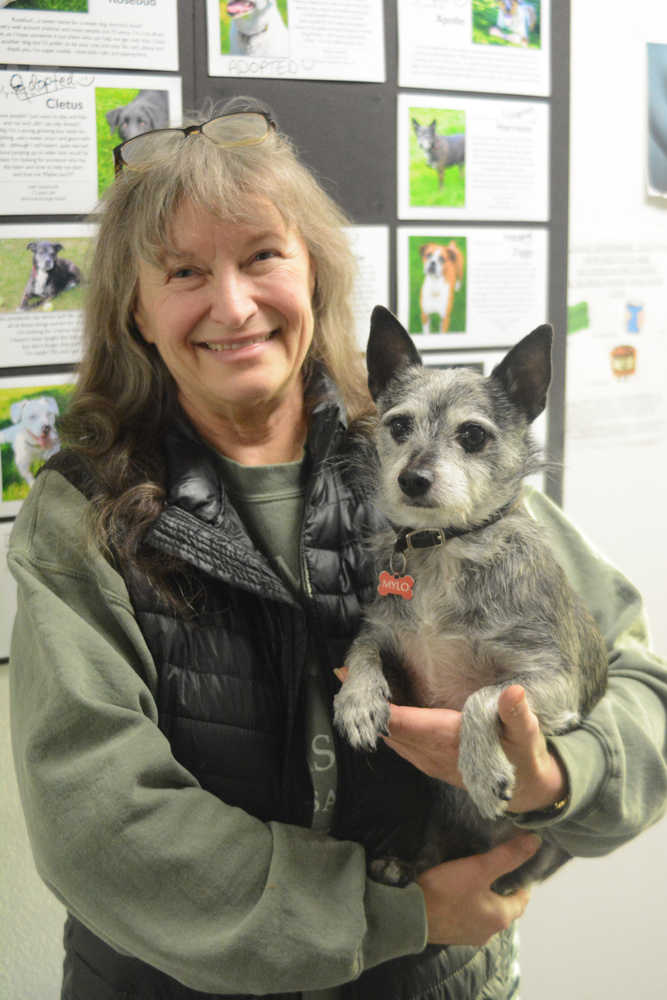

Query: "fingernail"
(333, 668), (344, 681)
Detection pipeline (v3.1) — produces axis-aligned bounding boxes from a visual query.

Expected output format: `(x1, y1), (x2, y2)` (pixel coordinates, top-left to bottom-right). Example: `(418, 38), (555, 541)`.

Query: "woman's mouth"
(200, 331), (276, 352)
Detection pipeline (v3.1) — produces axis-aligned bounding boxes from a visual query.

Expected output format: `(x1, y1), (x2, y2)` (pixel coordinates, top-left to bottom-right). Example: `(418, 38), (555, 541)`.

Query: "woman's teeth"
(204, 333), (273, 352)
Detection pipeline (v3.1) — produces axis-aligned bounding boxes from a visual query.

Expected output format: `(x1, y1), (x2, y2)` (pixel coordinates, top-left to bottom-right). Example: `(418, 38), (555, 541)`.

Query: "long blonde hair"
(62, 98), (372, 570)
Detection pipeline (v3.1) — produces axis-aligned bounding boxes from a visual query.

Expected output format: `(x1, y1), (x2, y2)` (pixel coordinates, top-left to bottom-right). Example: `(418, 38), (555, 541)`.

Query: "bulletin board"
(0, 0), (570, 659)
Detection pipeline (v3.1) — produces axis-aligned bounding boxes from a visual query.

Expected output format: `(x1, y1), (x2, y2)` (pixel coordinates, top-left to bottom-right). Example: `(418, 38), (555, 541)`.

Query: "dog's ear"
(106, 108), (121, 131)
(491, 324), (552, 422)
(26, 242), (36, 252)
(366, 306), (422, 402)
(54, 243), (63, 253)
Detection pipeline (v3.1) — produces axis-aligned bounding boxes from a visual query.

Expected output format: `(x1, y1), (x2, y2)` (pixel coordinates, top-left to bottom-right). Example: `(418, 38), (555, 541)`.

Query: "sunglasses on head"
(113, 110), (276, 175)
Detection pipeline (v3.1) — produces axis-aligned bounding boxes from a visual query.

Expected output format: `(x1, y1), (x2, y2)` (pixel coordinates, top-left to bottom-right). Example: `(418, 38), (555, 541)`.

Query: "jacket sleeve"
(8, 470), (427, 995)
(517, 488), (667, 854)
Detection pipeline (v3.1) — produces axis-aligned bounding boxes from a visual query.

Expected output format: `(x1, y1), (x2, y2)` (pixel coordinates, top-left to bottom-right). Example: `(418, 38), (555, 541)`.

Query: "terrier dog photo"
(334, 306), (607, 893)
(419, 241), (464, 334)
(412, 118), (465, 190)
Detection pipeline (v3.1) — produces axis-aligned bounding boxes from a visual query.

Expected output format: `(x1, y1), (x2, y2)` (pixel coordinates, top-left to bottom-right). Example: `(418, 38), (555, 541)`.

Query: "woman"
(8, 97), (667, 999)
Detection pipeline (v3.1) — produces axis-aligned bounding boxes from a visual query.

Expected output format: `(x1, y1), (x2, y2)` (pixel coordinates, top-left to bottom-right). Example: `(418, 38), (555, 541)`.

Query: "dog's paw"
(333, 672), (391, 751)
(458, 737), (516, 820)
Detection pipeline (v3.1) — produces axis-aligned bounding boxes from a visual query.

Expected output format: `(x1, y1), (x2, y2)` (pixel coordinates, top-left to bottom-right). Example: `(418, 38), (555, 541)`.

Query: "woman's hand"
(382, 684), (568, 815)
(417, 834), (539, 946)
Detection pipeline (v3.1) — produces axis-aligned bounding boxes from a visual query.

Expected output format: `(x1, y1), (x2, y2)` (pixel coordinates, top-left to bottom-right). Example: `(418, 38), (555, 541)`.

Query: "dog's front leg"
(333, 630), (392, 751)
(458, 684), (516, 820)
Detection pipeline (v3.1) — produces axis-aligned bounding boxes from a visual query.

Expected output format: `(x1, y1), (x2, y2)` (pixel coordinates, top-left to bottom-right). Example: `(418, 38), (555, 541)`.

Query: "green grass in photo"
(219, 0), (289, 53)
(0, 381), (75, 501)
(95, 87), (142, 199)
(409, 108), (466, 210)
(471, 0), (541, 49)
(408, 236), (467, 335)
(0, 237), (90, 313)
(6, 1), (88, 10)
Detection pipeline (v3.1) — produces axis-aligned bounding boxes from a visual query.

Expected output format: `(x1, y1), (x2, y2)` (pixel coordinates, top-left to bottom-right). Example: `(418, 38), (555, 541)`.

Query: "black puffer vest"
(58, 389), (515, 1000)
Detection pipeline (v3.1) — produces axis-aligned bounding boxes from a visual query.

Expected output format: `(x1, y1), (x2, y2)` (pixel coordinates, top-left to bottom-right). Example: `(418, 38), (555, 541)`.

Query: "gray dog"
(412, 118), (465, 189)
(106, 89), (169, 141)
(334, 306), (607, 893)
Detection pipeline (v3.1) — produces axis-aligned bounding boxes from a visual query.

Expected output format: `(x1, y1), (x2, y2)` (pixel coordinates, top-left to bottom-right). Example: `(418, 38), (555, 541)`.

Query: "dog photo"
(409, 107), (466, 209)
(220, 0), (289, 57)
(408, 235), (467, 336)
(95, 86), (170, 198)
(334, 305), (607, 893)
(472, 0), (541, 49)
(0, 236), (88, 314)
(0, 376), (74, 507)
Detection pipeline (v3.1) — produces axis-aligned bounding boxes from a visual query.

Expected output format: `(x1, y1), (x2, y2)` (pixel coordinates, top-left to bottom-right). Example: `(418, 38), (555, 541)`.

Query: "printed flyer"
(206, 0), (385, 81)
(0, 372), (76, 518)
(0, 0), (178, 71)
(0, 70), (182, 215)
(398, 92), (549, 222)
(398, 0), (550, 98)
(345, 225), (390, 351)
(397, 225), (548, 349)
(0, 223), (94, 366)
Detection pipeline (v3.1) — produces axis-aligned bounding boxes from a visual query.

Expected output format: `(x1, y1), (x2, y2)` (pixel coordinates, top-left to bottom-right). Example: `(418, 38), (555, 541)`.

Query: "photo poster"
(0, 71), (182, 215)
(423, 346), (546, 491)
(0, 518), (17, 661)
(648, 42), (667, 198)
(398, 92), (549, 222)
(0, 223), (95, 367)
(0, 0), (179, 71)
(566, 242), (667, 451)
(206, 0), (385, 82)
(397, 225), (548, 350)
(0, 372), (76, 517)
(398, 0), (550, 98)
(344, 225), (390, 352)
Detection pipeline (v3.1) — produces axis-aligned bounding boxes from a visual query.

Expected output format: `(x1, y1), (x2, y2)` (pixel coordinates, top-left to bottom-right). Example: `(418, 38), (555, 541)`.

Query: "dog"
(419, 241), (464, 334)
(333, 306), (608, 894)
(412, 119), (465, 190)
(106, 89), (169, 142)
(0, 396), (60, 487)
(19, 241), (81, 311)
(490, 1), (536, 45)
(227, 0), (289, 57)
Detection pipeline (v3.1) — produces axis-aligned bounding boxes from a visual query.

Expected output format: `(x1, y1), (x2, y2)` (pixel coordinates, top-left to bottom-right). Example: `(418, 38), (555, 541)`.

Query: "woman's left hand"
(383, 684), (568, 815)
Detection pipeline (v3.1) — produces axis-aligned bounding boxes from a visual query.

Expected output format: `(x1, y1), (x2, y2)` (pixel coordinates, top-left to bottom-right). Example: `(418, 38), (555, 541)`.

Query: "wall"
(520, 3), (667, 997)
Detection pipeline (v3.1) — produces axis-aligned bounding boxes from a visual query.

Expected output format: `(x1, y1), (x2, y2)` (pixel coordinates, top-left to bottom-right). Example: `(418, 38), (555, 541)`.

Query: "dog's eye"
(457, 423), (488, 453)
(388, 416), (413, 443)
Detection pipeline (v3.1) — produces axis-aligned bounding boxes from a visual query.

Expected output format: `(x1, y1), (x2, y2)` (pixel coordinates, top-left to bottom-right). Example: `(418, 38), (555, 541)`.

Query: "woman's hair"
(61, 96), (372, 577)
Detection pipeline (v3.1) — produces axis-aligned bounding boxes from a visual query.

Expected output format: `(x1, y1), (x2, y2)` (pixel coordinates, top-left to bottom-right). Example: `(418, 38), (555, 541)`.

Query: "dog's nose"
(398, 468), (434, 498)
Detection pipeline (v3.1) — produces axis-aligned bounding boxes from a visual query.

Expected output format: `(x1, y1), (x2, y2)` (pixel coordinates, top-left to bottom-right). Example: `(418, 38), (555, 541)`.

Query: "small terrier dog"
(334, 306), (608, 893)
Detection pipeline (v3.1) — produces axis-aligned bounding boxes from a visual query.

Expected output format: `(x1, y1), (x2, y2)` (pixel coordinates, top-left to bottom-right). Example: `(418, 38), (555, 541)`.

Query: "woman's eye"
(388, 416), (413, 443)
(457, 423), (489, 453)
(170, 267), (198, 280)
(253, 249), (278, 263)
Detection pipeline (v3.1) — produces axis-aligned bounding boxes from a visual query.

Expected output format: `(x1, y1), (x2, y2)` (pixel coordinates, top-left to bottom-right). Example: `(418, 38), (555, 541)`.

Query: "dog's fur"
(334, 306), (608, 893)
(0, 396), (60, 486)
(106, 89), (169, 142)
(227, 0), (288, 57)
(412, 119), (465, 189)
(419, 242), (464, 334)
(490, 0), (536, 45)
(19, 241), (81, 311)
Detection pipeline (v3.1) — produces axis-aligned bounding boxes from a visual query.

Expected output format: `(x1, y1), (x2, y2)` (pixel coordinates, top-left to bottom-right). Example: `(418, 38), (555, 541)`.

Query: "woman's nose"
(209, 269), (257, 328)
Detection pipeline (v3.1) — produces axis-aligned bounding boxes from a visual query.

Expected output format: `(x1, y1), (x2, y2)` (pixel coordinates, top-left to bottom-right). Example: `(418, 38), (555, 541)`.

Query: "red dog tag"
(377, 570), (415, 600)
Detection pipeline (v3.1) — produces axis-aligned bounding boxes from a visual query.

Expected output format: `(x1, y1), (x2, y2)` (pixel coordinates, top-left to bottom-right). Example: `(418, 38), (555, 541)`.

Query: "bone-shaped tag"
(377, 570), (414, 600)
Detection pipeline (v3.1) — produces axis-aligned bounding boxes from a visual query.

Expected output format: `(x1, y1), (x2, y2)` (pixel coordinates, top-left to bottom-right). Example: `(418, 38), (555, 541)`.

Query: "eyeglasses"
(113, 110), (276, 175)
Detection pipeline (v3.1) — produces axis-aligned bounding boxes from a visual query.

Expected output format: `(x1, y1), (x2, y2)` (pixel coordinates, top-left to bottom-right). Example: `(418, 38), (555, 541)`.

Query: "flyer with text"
(345, 226), (390, 351)
(398, 225), (548, 349)
(398, 0), (550, 98)
(398, 92), (549, 222)
(0, 71), (181, 216)
(207, 0), (385, 81)
(0, 0), (179, 71)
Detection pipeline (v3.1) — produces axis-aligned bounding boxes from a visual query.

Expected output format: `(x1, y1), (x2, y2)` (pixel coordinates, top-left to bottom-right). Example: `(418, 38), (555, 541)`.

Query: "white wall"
(520, 3), (667, 997)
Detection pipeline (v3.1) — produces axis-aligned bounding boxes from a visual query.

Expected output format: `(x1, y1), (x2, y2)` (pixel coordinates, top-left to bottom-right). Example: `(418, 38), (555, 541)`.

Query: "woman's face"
(134, 198), (316, 435)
